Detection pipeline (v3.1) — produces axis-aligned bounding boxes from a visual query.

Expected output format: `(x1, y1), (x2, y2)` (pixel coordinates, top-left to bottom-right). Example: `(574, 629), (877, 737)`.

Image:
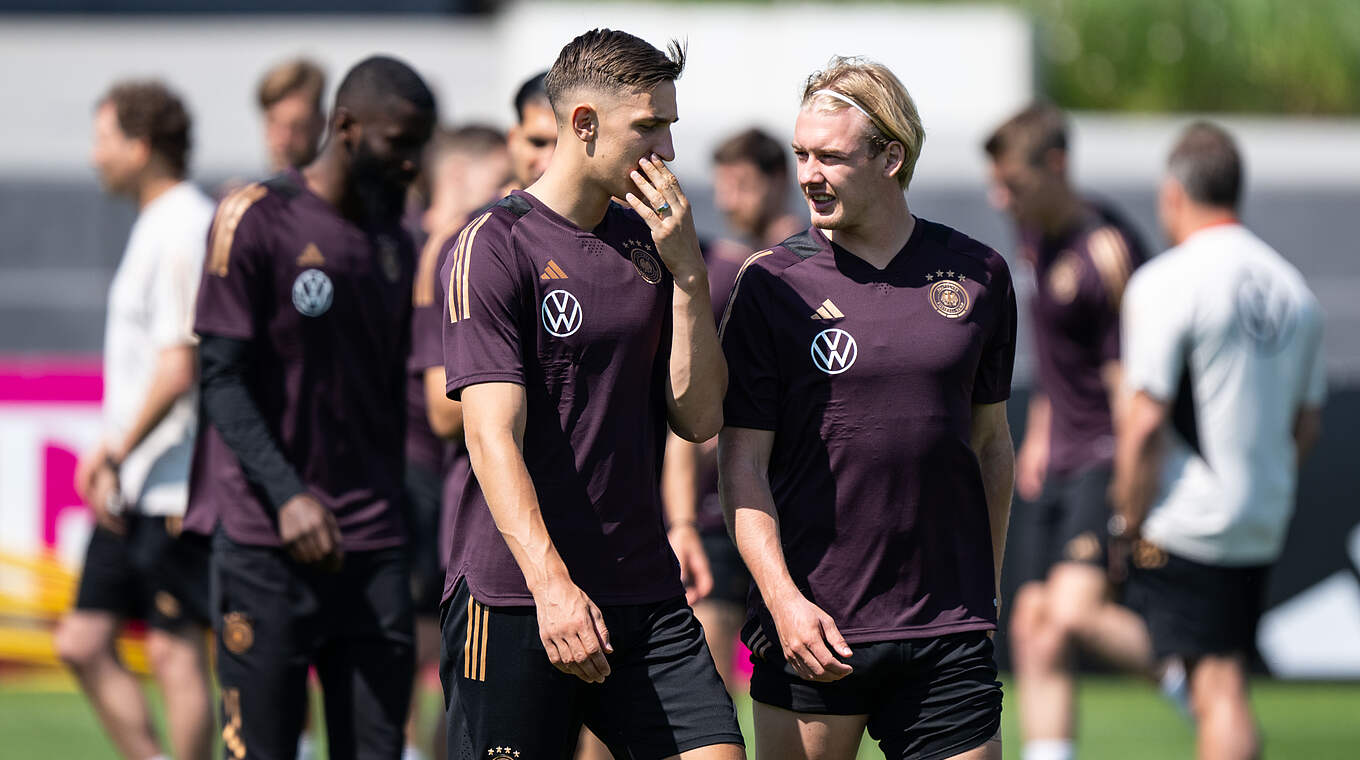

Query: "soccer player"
(982, 104), (1158, 760)
(504, 71), (557, 192)
(404, 124), (510, 760)
(719, 57), (1016, 760)
(438, 29), (743, 760)
(184, 56), (436, 760)
(662, 126), (803, 691)
(55, 79), (216, 760)
(257, 58), (327, 173)
(1114, 122), (1325, 760)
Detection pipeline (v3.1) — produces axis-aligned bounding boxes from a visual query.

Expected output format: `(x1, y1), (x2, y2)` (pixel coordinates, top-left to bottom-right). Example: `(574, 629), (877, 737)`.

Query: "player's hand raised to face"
(769, 590), (854, 683)
(278, 493), (344, 571)
(624, 154), (706, 286)
(531, 576), (613, 683)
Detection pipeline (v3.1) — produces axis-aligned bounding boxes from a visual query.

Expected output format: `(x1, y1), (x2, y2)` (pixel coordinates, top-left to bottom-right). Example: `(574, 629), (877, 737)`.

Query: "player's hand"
(74, 443), (109, 507)
(769, 590), (853, 682)
(88, 464), (125, 536)
(530, 576), (613, 683)
(624, 154), (705, 285)
(668, 523), (713, 606)
(278, 494), (343, 571)
(1015, 438), (1048, 502)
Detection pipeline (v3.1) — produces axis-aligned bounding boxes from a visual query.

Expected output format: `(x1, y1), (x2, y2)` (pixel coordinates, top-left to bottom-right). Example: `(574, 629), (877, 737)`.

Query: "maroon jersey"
(186, 171), (414, 549)
(405, 220), (449, 473)
(439, 191), (683, 606)
(1023, 201), (1145, 476)
(721, 220), (1016, 643)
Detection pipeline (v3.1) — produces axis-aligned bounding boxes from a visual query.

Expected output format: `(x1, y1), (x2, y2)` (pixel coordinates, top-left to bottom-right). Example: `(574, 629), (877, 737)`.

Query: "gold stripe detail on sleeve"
(463, 597), (475, 678)
(447, 222), (474, 323)
(415, 222), (456, 307)
(459, 212), (492, 321)
(1088, 226), (1132, 309)
(448, 212), (491, 323)
(207, 184), (268, 277)
(476, 604), (490, 681)
(718, 249), (775, 339)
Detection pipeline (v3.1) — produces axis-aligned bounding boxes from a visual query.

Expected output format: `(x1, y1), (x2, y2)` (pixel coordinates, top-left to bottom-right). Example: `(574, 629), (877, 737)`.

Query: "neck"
(1040, 186), (1085, 238)
(302, 150), (350, 211)
(526, 159), (613, 231)
(825, 192), (914, 269)
(1176, 206), (1238, 244)
(136, 174), (180, 210)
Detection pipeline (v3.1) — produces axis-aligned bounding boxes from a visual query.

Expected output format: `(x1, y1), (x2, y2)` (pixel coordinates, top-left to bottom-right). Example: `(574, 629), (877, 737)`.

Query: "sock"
(1160, 656), (1194, 721)
(147, 755), (172, 760)
(1023, 739), (1074, 760)
(297, 734), (318, 760)
(402, 746), (428, 760)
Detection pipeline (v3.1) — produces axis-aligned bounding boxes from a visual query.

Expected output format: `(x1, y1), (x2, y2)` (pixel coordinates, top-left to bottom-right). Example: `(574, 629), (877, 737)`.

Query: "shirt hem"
(837, 619), (996, 645)
(193, 321), (254, 341)
(217, 527), (406, 553)
(447, 371), (524, 397)
(457, 572), (685, 609)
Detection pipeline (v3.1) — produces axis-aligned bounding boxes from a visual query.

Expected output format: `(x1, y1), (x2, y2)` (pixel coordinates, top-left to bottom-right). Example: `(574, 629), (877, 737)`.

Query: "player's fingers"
(791, 641), (825, 677)
(692, 554), (714, 601)
(820, 615), (854, 658)
(623, 193), (662, 229)
(588, 603), (613, 654)
(628, 169), (668, 215)
(566, 636), (603, 683)
(806, 638), (847, 680)
(638, 156), (682, 208)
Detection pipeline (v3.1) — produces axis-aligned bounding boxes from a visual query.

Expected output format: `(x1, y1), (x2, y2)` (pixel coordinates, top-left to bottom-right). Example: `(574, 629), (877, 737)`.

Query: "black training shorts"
(74, 515), (210, 631)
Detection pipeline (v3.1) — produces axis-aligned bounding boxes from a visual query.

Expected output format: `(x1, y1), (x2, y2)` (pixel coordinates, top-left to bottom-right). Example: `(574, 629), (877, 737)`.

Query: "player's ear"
(332, 106), (360, 149)
(1042, 146), (1067, 178)
(570, 105), (597, 144)
(883, 141), (906, 181)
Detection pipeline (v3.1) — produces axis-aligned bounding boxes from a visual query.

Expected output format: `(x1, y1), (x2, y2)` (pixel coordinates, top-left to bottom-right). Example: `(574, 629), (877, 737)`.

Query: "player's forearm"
(974, 423), (1015, 592)
(719, 434), (801, 605)
(1112, 425), (1163, 535)
(666, 278), (727, 443)
(110, 343), (196, 462)
(423, 367), (464, 440)
(1020, 393), (1050, 451)
(661, 433), (700, 528)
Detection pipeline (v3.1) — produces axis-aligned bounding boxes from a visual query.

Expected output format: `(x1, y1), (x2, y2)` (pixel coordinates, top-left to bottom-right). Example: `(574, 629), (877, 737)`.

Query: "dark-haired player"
(719, 58), (1015, 760)
(505, 71), (557, 192)
(438, 28), (743, 760)
(184, 55), (436, 760)
(983, 103), (1159, 760)
(56, 78), (215, 760)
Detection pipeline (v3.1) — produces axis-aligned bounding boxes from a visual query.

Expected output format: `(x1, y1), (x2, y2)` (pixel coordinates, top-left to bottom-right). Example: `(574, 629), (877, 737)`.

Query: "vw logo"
(541, 289), (583, 337)
(291, 269), (333, 317)
(811, 328), (857, 375)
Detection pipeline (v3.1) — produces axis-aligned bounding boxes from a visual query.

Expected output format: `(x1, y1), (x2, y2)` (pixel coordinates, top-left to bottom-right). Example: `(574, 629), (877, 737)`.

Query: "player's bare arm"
(461, 380), (613, 683)
(626, 155), (727, 442)
(422, 366), (463, 440)
(663, 433), (713, 605)
(719, 425), (853, 683)
(971, 401), (1016, 604)
(1294, 406), (1322, 462)
(1015, 392), (1050, 502)
(1110, 390), (1168, 537)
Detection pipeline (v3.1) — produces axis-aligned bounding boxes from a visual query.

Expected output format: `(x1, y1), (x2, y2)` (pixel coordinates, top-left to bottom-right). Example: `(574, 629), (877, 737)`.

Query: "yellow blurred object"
(0, 549), (149, 674)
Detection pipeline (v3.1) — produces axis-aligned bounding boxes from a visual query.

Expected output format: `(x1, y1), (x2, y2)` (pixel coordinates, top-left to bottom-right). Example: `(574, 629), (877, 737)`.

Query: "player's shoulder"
(748, 227), (826, 276)
(459, 193), (534, 253)
(917, 217), (1012, 283)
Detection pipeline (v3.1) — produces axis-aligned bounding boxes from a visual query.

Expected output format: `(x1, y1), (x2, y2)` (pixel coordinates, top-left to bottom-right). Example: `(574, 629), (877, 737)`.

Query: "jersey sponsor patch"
(292, 269), (334, 317)
(539, 259), (568, 280)
(222, 612), (254, 654)
(811, 298), (845, 321)
(811, 327), (857, 374)
(296, 242), (325, 267)
(627, 239), (663, 285)
(377, 234), (402, 283)
(541, 289), (583, 337)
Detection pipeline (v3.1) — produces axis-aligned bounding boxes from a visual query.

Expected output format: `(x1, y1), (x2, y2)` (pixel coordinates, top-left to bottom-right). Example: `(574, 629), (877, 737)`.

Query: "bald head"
(335, 55), (436, 120)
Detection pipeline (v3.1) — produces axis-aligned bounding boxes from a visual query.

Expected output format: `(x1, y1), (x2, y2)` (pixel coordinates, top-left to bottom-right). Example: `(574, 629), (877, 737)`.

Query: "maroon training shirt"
(439, 191), (683, 606)
(721, 220), (1016, 643)
(1022, 201), (1146, 476)
(186, 171), (413, 550)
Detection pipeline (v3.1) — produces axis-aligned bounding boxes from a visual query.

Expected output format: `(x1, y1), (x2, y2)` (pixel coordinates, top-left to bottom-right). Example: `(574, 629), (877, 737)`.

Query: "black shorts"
(439, 579), (744, 760)
(745, 623), (1001, 760)
(701, 529), (751, 608)
(404, 462), (445, 617)
(1008, 464), (1113, 586)
(1125, 541), (1270, 661)
(74, 515), (210, 631)
(212, 533), (414, 760)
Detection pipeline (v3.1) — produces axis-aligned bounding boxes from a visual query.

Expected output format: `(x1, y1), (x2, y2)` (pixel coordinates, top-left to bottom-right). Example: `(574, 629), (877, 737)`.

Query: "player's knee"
(54, 621), (107, 672)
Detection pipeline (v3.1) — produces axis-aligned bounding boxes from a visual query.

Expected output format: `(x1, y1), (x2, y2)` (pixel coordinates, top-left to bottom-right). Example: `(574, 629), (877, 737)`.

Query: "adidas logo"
(811, 299), (845, 321)
(539, 260), (568, 280)
(296, 243), (325, 267)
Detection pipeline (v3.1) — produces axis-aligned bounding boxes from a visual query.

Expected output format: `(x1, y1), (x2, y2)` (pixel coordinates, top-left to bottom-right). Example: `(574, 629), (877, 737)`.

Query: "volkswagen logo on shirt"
(292, 269), (333, 317)
(811, 328), (857, 375)
(541, 289), (583, 337)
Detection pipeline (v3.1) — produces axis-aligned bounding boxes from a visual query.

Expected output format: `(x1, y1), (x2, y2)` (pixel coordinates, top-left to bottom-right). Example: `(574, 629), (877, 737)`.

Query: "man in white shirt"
(1113, 122), (1325, 760)
(54, 80), (216, 760)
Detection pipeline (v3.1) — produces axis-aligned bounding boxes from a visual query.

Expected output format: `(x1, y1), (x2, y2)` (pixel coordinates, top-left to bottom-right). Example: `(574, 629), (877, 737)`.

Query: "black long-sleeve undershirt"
(199, 333), (305, 513)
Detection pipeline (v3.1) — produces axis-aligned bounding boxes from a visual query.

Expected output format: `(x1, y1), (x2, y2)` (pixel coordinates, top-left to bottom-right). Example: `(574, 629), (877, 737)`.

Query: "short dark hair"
(335, 55), (436, 118)
(257, 58), (326, 112)
(544, 29), (685, 112)
(99, 80), (192, 177)
(713, 128), (788, 179)
(984, 101), (1068, 166)
(513, 72), (549, 123)
(1167, 121), (1243, 209)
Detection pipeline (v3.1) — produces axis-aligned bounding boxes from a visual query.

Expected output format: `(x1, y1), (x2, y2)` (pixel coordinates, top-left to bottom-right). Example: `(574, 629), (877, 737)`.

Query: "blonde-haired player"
(720, 57), (1015, 760)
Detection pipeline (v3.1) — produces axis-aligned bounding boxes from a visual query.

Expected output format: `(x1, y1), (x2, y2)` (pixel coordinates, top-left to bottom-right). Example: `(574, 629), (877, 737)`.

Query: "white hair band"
(811, 89), (874, 122)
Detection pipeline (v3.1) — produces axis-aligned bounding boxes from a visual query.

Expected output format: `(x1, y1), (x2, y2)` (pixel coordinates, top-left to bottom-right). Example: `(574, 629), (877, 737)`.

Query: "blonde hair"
(801, 56), (924, 189)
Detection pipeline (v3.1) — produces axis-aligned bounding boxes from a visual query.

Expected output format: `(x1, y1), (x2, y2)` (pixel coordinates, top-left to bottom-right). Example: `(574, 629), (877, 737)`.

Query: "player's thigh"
(693, 598), (744, 682)
(1188, 654), (1250, 714)
(868, 633), (1002, 760)
(133, 516), (213, 634)
(591, 598), (744, 760)
(54, 609), (121, 667)
(752, 702), (867, 760)
(1044, 562), (1108, 630)
(1005, 476), (1066, 588)
(940, 735), (1002, 760)
(440, 578), (583, 760)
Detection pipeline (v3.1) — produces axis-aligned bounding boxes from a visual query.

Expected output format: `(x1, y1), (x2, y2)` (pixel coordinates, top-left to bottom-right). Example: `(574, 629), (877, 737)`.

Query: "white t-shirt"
(103, 181), (215, 516)
(1122, 223), (1326, 565)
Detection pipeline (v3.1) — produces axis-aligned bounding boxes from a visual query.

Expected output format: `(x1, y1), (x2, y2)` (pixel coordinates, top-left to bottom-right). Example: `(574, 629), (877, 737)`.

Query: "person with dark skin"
(183, 55), (436, 760)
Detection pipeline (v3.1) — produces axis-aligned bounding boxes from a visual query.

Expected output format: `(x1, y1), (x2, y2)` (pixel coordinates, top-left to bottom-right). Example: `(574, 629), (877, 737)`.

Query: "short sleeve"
(720, 260), (780, 430)
(194, 186), (269, 341)
(972, 257), (1017, 404)
(1085, 225), (1139, 363)
(150, 225), (208, 348)
(409, 230), (456, 374)
(442, 212), (525, 398)
(1301, 301), (1327, 408)
(1121, 266), (1188, 402)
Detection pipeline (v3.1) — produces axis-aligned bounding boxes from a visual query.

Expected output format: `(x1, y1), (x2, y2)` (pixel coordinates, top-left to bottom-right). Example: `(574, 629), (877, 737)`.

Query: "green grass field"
(3, 674), (1358, 759)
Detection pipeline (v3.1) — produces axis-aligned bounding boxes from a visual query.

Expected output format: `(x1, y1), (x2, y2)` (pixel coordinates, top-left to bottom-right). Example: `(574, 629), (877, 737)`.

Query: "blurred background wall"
(0, 0), (1357, 677)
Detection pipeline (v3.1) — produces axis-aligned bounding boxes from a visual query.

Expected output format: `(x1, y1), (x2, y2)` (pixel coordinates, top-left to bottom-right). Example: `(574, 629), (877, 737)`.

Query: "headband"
(811, 88), (874, 122)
